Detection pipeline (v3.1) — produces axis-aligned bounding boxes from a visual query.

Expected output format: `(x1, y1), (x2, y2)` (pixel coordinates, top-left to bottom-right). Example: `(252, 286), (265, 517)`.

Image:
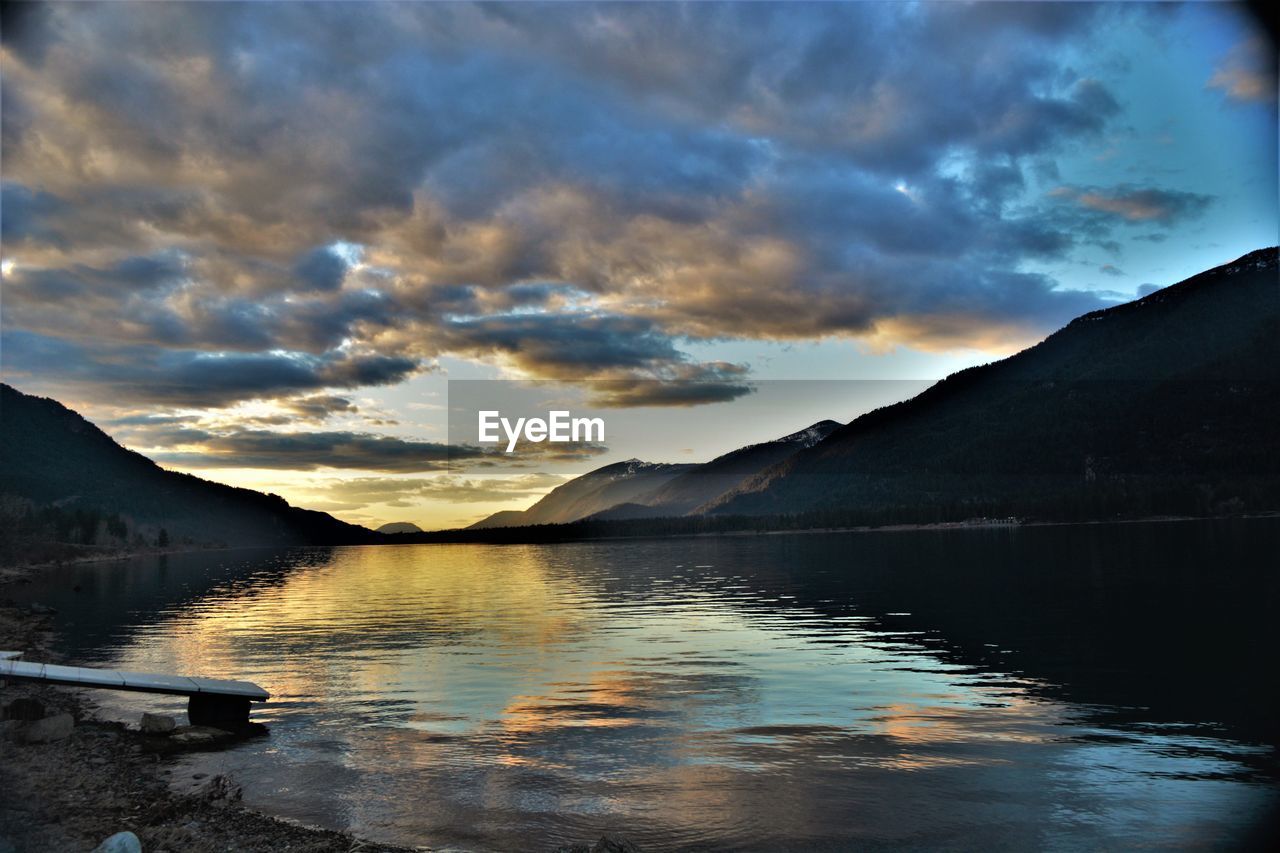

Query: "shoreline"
(0, 543), (278, 584)
(394, 509), (1280, 547)
(0, 563), (417, 853)
(5, 513), (1275, 574)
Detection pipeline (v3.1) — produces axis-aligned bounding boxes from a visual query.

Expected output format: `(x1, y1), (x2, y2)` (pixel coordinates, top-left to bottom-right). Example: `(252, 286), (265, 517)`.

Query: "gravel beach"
(0, 564), (415, 853)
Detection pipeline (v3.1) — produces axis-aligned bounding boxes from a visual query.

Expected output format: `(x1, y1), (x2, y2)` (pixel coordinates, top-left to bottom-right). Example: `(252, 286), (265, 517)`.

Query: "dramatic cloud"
(96, 396), (608, 474)
(0, 329), (419, 407)
(281, 395), (358, 421)
(0, 0), (1267, 444)
(293, 246), (352, 293)
(1051, 185), (1214, 226)
(143, 426), (608, 473)
(583, 369), (755, 409)
(434, 312), (751, 403)
(148, 428), (472, 473)
(0, 2), (1171, 410)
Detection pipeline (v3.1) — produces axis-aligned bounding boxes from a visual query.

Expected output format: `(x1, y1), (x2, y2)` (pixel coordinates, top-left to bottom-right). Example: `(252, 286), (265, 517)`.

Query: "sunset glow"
(2, 2), (1275, 530)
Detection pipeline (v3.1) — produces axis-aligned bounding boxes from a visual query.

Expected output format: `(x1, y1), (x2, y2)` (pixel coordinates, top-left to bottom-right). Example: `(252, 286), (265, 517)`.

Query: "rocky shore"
(0, 569), (416, 853)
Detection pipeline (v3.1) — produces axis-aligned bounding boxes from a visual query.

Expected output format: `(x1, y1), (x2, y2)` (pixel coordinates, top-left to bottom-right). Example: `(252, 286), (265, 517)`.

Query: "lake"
(15, 520), (1280, 850)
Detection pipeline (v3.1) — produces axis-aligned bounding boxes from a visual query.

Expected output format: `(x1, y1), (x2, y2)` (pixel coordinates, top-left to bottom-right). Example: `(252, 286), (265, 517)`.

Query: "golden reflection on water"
(56, 539), (1279, 852)
(123, 544), (588, 694)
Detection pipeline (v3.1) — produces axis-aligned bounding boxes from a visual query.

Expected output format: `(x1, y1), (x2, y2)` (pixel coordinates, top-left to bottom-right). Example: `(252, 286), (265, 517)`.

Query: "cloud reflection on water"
(17, 523), (1280, 850)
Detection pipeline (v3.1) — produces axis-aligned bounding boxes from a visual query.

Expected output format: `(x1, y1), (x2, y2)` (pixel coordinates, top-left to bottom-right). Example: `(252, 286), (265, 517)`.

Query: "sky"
(1, 1), (1276, 530)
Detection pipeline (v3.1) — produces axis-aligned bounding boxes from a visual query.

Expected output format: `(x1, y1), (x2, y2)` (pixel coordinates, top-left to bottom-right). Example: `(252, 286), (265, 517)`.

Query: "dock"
(0, 652), (269, 726)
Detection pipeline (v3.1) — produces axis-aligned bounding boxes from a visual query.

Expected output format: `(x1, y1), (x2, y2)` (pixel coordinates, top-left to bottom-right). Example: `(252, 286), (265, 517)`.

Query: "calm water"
(16, 520), (1280, 850)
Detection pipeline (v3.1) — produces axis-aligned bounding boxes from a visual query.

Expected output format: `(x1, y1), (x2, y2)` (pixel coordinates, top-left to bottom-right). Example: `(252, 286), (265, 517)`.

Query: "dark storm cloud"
(755, 159), (1074, 260)
(491, 282), (589, 310)
(438, 312), (755, 404)
(0, 1), (56, 66)
(142, 424), (601, 472)
(443, 313), (685, 372)
(1, 182), (66, 246)
(475, 2), (1120, 170)
(294, 246), (350, 292)
(149, 429), (475, 473)
(0, 329), (420, 407)
(586, 381), (752, 410)
(5, 259), (401, 355)
(582, 367), (755, 409)
(0, 1), (1191, 410)
(282, 394), (357, 420)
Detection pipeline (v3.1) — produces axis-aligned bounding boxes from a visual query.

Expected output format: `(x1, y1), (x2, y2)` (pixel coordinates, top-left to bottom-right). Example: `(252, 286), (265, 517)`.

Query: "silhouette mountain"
(702, 248), (1280, 521)
(376, 521), (424, 534)
(588, 420), (842, 520)
(0, 383), (374, 551)
(5, 248), (1276, 552)
(469, 459), (696, 528)
(470, 420), (842, 529)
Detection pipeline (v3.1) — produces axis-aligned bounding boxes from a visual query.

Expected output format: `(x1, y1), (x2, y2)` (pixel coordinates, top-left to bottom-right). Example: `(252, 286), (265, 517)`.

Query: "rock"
(91, 831), (142, 853)
(195, 774), (243, 806)
(28, 603), (57, 615)
(169, 725), (231, 746)
(140, 712), (176, 734)
(19, 712), (74, 743)
(2, 697), (44, 721)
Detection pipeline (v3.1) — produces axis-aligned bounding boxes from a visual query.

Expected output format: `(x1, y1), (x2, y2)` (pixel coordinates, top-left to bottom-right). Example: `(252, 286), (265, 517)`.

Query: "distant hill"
(704, 248), (1280, 521)
(589, 420), (841, 520)
(467, 510), (525, 529)
(461, 245), (1280, 539)
(469, 459), (696, 529)
(0, 383), (374, 559)
(469, 420), (843, 530)
(376, 521), (423, 534)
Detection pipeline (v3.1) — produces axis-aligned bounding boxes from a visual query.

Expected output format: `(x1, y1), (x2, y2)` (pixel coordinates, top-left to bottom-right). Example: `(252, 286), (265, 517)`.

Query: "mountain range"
(469, 420), (842, 528)
(444, 247), (1279, 536)
(704, 247), (1279, 521)
(3, 248), (1277, 557)
(468, 459), (696, 529)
